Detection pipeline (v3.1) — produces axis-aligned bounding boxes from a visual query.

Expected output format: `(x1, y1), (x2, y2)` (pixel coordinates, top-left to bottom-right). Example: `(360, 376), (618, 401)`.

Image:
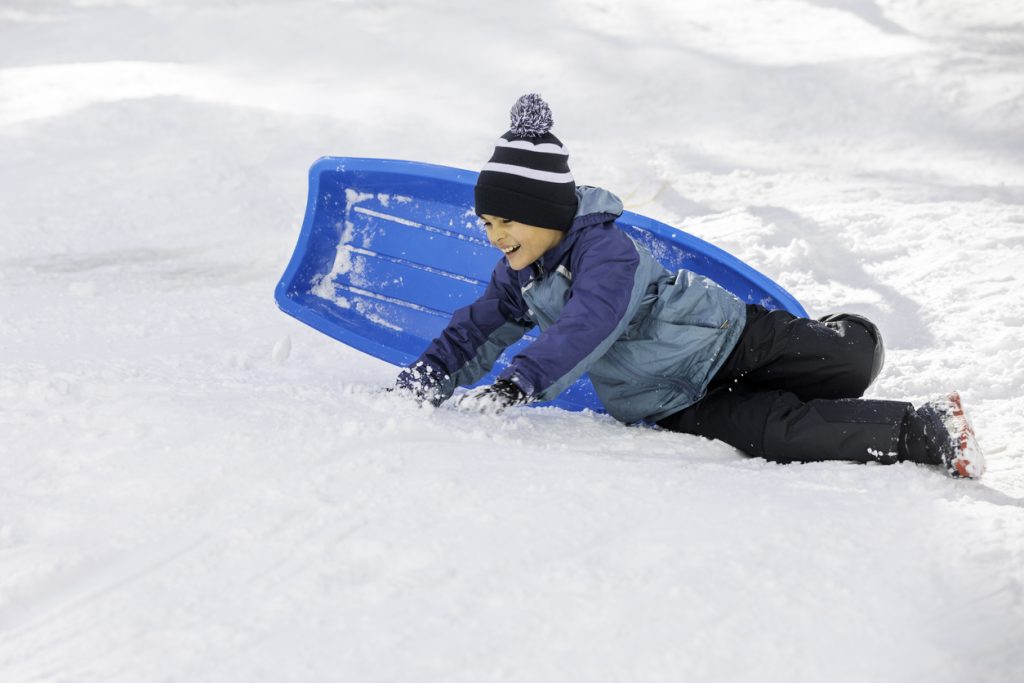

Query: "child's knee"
(819, 312), (885, 393)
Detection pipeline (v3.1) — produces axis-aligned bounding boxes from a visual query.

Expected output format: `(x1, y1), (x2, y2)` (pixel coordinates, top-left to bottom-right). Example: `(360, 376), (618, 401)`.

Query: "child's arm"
(493, 226), (645, 403)
(396, 266), (533, 405)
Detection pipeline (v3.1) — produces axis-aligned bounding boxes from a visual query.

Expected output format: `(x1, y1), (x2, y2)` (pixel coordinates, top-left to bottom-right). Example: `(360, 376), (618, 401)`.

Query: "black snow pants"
(657, 305), (922, 465)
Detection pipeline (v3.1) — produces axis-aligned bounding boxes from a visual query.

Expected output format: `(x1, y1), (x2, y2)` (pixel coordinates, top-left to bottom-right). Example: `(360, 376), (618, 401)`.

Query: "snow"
(1, 0), (1023, 681)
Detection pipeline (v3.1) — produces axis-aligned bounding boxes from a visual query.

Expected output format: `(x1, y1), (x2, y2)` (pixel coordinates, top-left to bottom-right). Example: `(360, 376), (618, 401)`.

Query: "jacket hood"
(573, 186), (624, 223)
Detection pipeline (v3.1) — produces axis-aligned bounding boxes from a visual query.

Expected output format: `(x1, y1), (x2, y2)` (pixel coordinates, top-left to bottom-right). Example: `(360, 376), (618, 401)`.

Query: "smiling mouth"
(502, 245), (521, 255)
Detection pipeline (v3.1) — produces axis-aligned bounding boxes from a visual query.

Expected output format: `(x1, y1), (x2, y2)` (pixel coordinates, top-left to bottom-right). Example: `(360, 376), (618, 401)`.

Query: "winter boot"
(915, 391), (986, 478)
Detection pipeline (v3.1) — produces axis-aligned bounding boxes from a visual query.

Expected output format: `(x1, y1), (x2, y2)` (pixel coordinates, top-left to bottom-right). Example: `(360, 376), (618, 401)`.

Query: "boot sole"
(938, 391), (986, 479)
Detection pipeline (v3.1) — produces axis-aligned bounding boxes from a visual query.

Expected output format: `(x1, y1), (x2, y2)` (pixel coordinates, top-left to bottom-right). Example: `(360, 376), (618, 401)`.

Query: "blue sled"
(276, 157), (807, 412)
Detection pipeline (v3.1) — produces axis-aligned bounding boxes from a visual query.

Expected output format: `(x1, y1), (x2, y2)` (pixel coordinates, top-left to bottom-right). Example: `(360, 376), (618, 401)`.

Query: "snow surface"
(2, 0), (1023, 681)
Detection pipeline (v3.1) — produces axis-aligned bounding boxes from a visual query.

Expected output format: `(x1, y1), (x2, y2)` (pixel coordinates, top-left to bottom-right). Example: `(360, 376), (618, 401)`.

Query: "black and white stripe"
(483, 135), (574, 183)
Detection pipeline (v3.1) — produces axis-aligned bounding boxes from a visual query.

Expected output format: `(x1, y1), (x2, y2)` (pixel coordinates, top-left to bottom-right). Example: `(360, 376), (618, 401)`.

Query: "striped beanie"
(474, 93), (578, 231)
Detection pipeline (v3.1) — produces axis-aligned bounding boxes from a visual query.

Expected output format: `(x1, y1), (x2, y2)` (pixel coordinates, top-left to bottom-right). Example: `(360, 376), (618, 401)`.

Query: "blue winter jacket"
(416, 186), (748, 423)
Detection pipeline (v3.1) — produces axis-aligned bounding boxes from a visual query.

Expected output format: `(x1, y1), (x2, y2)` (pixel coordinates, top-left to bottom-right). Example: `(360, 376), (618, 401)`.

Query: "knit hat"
(474, 93), (578, 231)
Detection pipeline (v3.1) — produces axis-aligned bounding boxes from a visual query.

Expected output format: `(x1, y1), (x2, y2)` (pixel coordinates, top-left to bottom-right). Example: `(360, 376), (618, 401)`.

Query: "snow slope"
(1, 1), (1023, 681)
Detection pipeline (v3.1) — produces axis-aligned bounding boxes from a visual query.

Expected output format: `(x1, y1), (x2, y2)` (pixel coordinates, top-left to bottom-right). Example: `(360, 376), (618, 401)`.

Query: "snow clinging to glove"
(457, 379), (528, 415)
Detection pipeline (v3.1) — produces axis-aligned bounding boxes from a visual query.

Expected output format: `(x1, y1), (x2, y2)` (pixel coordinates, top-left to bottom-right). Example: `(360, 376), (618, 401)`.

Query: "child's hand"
(393, 362), (447, 407)
(457, 379), (527, 415)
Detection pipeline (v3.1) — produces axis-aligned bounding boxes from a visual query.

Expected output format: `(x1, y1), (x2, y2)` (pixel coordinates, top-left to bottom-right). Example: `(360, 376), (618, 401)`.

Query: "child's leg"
(656, 384), (935, 465)
(716, 305), (884, 401)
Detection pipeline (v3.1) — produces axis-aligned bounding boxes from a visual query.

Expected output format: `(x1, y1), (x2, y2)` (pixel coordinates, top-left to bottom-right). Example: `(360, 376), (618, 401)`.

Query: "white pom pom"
(509, 93), (553, 138)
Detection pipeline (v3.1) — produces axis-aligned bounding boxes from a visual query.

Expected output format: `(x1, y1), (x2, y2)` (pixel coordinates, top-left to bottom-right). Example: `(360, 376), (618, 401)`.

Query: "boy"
(394, 94), (985, 478)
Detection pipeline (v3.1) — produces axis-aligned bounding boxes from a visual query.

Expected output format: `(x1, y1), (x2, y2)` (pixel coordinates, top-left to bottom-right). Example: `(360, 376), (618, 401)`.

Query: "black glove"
(457, 378), (528, 414)
(393, 362), (448, 406)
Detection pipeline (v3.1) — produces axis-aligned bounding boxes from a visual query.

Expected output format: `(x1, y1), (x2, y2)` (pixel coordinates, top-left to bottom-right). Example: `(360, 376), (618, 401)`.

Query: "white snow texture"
(1, 1), (1023, 682)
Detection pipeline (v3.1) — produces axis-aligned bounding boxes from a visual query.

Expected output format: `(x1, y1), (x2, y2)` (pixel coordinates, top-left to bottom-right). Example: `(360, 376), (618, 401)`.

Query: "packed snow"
(1, 1), (1023, 681)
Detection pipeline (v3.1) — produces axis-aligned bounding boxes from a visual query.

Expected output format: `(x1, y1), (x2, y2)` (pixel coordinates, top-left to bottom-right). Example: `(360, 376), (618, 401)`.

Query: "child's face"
(480, 214), (565, 271)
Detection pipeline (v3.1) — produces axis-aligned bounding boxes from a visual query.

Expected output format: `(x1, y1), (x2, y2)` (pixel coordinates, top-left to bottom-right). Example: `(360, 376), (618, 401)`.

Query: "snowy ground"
(2, 1), (1023, 681)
